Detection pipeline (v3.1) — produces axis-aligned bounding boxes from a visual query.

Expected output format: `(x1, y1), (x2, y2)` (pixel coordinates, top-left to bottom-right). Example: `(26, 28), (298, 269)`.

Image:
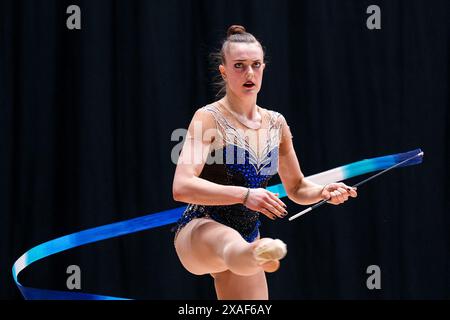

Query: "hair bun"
(227, 25), (246, 38)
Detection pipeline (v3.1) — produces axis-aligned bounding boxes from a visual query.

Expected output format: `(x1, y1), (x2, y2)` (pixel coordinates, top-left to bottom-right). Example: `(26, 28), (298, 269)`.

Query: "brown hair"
(210, 25), (265, 97)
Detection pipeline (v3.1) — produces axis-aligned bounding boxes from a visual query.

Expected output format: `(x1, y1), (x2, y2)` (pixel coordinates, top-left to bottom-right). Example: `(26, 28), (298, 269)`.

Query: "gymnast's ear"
(219, 65), (226, 79)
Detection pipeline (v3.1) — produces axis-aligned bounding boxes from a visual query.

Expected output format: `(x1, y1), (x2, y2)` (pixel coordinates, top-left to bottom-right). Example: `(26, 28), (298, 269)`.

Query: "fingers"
(259, 191), (288, 219)
(269, 192), (287, 209)
(268, 192), (288, 216)
(337, 182), (357, 198)
(337, 187), (348, 202)
(265, 197), (288, 218)
(329, 190), (343, 204)
(326, 183), (358, 205)
(260, 208), (276, 220)
(347, 187), (358, 198)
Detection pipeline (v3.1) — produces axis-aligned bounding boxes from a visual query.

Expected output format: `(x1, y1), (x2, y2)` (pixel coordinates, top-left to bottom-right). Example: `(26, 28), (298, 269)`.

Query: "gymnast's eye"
(253, 62), (261, 68)
(234, 63), (243, 68)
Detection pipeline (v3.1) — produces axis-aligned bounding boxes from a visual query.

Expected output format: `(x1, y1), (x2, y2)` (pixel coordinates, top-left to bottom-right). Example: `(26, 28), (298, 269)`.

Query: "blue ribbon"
(12, 149), (423, 299)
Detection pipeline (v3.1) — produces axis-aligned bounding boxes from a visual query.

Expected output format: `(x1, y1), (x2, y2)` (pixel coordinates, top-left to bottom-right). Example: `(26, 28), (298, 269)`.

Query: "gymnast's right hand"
(243, 188), (288, 220)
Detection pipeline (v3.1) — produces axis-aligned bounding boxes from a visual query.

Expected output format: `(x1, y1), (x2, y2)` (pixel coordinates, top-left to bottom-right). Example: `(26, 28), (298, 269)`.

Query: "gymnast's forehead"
(225, 42), (264, 62)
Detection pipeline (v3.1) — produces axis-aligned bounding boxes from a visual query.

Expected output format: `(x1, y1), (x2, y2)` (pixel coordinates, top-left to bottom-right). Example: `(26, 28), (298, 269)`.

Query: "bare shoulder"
(189, 104), (218, 129)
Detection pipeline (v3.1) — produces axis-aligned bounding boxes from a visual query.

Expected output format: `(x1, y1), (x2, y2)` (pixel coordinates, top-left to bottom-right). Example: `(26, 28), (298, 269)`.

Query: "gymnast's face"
(220, 42), (265, 98)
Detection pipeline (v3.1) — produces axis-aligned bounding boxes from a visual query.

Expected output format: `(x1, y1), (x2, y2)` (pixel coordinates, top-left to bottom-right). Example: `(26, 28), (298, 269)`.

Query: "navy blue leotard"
(173, 102), (288, 242)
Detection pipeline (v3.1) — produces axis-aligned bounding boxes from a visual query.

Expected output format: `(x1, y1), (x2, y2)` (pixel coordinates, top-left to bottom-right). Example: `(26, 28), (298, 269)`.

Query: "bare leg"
(211, 269), (269, 300)
(174, 218), (285, 276)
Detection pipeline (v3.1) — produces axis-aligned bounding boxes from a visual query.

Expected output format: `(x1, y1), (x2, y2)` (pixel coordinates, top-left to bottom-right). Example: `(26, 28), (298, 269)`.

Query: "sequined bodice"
(174, 103), (285, 242)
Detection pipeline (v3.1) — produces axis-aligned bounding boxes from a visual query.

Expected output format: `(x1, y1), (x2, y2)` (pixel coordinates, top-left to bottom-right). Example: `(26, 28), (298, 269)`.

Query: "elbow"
(287, 193), (307, 206)
(172, 179), (189, 202)
(286, 192), (299, 204)
(172, 184), (184, 202)
(173, 173), (197, 203)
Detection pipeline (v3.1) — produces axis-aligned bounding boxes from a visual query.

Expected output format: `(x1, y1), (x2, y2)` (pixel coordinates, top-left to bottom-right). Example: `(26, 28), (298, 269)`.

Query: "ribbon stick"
(288, 149), (424, 221)
(12, 148), (423, 300)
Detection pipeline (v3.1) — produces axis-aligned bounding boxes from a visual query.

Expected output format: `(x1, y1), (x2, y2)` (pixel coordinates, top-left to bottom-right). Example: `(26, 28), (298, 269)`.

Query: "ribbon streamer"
(12, 148), (422, 299)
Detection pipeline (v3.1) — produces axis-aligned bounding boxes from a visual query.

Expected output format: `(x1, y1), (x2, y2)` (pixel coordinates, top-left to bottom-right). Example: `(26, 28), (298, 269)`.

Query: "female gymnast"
(172, 25), (357, 300)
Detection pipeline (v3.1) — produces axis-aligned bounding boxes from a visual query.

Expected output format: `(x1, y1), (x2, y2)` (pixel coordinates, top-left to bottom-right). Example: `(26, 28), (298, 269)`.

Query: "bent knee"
(175, 242), (209, 275)
(174, 220), (227, 275)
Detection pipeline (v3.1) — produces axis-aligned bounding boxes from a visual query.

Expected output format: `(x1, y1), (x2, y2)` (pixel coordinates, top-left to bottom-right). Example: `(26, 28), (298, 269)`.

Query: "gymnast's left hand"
(321, 182), (357, 205)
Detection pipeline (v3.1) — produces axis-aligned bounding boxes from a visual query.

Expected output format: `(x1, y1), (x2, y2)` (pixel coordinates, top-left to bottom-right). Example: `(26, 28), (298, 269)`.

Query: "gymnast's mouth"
(243, 81), (255, 88)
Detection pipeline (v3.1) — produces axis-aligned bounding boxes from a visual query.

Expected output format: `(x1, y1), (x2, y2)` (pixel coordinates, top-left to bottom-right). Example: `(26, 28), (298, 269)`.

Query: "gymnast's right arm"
(172, 109), (248, 205)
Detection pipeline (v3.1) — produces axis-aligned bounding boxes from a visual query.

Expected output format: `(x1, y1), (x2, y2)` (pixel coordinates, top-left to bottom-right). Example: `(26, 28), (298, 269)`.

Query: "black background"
(1, 0), (449, 299)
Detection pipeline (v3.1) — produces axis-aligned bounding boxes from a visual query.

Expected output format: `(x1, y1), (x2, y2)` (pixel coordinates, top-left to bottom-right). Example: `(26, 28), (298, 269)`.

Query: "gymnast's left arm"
(277, 115), (357, 206)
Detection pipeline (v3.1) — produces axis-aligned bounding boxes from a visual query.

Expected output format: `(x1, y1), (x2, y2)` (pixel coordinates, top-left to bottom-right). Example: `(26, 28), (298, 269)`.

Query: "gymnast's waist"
(183, 203), (258, 217)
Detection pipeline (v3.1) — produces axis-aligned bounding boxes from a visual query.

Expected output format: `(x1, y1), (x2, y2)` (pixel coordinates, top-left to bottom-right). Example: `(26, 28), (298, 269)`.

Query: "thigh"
(174, 218), (243, 275)
(211, 269), (269, 300)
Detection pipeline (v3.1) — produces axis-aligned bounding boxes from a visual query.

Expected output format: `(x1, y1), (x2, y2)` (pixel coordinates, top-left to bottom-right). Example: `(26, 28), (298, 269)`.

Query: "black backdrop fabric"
(1, 0), (449, 299)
